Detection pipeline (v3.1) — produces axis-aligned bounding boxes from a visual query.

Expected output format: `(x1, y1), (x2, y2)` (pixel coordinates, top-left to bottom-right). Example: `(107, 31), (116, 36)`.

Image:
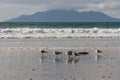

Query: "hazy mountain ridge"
(6, 10), (120, 22)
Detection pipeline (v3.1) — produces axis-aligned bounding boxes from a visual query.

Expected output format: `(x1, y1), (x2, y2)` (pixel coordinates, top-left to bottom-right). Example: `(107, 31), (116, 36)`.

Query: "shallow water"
(0, 38), (120, 80)
(0, 38), (120, 47)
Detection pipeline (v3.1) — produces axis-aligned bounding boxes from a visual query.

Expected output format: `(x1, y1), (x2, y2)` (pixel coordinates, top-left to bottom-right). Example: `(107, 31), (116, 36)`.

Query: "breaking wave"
(0, 28), (120, 38)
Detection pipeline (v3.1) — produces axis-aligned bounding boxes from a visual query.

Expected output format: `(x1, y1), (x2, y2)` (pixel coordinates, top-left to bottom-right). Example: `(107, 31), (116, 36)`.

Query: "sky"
(0, 0), (120, 22)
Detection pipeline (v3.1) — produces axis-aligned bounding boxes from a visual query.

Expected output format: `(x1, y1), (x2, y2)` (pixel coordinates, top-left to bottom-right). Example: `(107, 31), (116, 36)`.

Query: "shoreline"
(0, 38), (120, 48)
(1, 46), (120, 50)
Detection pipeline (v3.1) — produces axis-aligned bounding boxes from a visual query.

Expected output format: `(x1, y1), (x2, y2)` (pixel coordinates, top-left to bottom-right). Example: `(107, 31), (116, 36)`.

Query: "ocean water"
(0, 22), (120, 38)
(0, 23), (120, 80)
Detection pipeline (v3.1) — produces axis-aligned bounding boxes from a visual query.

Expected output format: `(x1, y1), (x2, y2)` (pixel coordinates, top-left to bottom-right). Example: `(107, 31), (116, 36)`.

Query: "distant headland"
(6, 10), (120, 22)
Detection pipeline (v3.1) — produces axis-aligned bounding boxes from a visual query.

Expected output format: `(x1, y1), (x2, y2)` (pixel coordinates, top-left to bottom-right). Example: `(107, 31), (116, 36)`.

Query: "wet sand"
(0, 38), (120, 80)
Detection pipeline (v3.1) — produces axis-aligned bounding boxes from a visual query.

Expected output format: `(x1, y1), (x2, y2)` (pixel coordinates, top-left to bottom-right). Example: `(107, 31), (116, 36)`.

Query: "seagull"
(40, 50), (47, 57)
(95, 50), (103, 60)
(78, 52), (89, 55)
(40, 50), (48, 54)
(73, 52), (79, 56)
(66, 51), (73, 58)
(73, 52), (80, 58)
(54, 51), (62, 58)
(95, 50), (102, 53)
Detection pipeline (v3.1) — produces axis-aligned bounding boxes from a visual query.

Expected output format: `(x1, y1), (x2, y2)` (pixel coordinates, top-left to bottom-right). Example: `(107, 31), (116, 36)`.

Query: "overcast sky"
(0, 0), (120, 22)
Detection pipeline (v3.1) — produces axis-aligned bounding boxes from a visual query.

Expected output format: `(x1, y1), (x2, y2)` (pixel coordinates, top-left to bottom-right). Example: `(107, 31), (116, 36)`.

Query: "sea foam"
(0, 28), (120, 38)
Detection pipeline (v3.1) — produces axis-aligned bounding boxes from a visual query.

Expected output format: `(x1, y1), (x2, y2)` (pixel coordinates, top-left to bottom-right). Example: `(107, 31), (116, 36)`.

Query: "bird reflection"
(53, 58), (62, 64)
(39, 56), (47, 64)
(66, 57), (79, 64)
(72, 58), (79, 64)
(66, 57), (73, 64)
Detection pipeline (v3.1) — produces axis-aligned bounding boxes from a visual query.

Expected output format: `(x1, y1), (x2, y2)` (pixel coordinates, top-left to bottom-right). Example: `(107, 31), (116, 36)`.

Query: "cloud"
(82, 1), (120, 18)
(0, 3), (47, 21)
(86, 1), (120, 10)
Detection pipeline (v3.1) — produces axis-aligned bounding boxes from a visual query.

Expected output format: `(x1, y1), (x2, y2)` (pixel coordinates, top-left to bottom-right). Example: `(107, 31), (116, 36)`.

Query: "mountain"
(6, 10), (120, 22)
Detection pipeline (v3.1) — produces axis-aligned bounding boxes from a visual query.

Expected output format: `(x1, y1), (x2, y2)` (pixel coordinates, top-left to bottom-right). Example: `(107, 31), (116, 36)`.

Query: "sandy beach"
(0, 38), (120, 80)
